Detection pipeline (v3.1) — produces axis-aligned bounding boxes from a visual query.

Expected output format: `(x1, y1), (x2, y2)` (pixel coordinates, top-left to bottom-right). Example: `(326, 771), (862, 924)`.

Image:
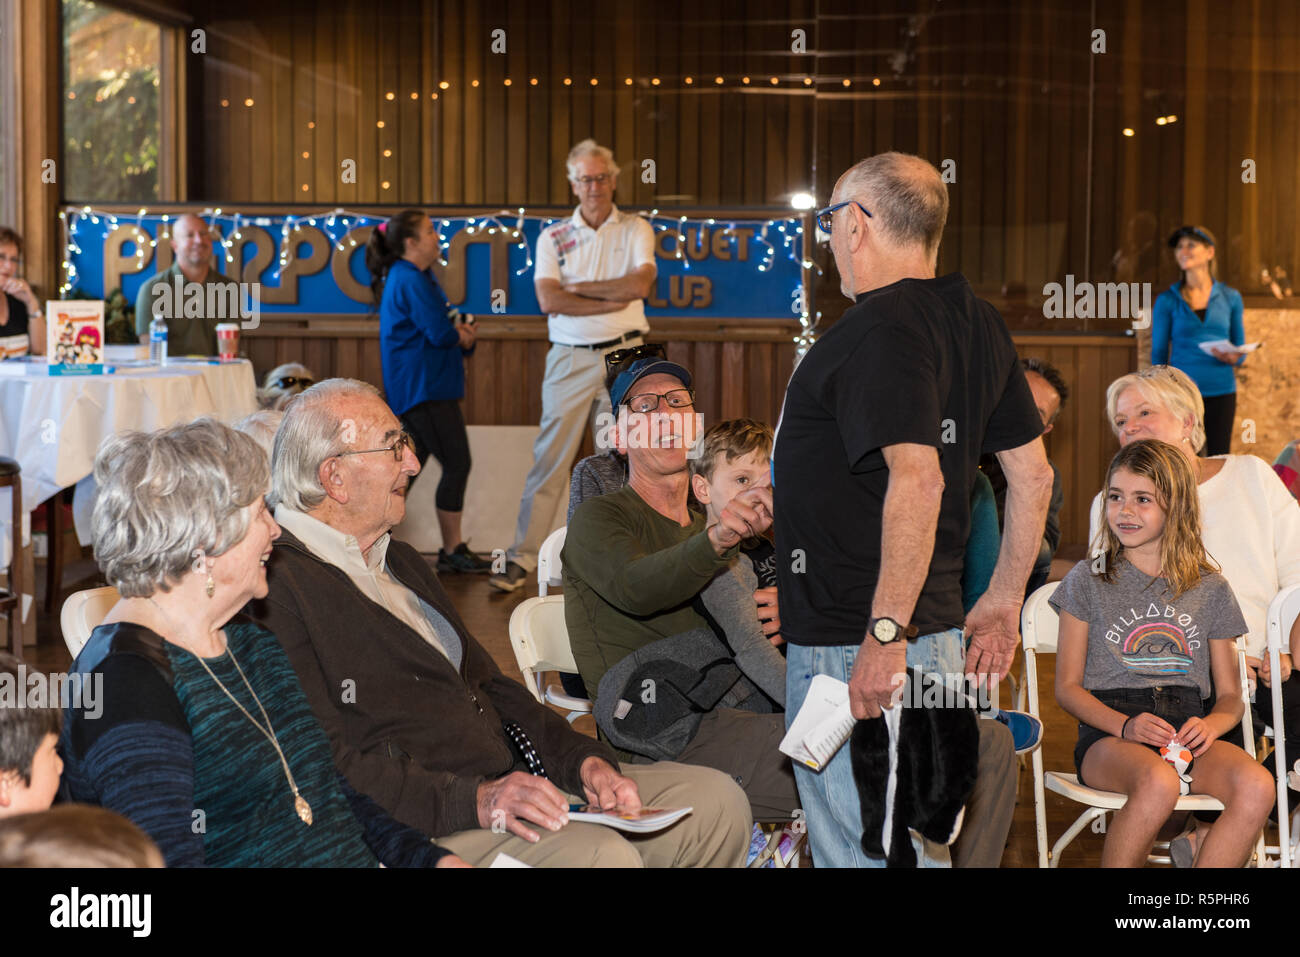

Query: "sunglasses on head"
(603, 342), (667, 374)
(274, 376), (314, 390)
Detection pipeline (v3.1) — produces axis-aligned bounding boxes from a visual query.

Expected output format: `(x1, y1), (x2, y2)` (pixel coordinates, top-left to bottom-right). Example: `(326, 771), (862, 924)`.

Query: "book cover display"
(46, 300), (105, 374)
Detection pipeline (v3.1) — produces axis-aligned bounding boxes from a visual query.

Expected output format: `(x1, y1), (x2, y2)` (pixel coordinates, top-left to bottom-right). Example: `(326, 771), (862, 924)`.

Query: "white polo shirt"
(533, 205), (656, 345)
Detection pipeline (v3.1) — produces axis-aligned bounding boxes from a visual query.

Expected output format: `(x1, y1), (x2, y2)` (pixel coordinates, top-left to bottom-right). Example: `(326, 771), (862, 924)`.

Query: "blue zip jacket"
(1150, 280), (1245, 397)
(379, 259), (473, 415)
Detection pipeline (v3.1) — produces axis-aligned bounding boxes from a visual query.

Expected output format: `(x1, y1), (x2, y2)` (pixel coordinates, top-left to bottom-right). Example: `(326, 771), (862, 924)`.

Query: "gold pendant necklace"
(150, 600), (313, 826)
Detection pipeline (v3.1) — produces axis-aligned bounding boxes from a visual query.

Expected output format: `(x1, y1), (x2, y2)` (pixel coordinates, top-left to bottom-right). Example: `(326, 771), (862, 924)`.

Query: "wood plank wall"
(181, 0), (1300, 336)
(245, 318), (1135, 548)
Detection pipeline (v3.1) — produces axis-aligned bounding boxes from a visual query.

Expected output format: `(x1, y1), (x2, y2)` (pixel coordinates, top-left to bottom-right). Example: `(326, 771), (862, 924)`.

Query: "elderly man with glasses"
(562, 356), (799, 824)
(246, 378), (752, 867)
(776, 152), (1054, 867)
(490, 139), (658, 592)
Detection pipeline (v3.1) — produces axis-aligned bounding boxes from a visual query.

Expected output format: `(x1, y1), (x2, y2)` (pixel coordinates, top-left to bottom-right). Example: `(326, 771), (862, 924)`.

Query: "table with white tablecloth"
(0, 356), (258, 643)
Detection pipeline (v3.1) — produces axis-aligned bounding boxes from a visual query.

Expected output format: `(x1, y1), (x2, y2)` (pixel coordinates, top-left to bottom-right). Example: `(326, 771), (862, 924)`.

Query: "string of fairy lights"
(58, 203), (821, 355)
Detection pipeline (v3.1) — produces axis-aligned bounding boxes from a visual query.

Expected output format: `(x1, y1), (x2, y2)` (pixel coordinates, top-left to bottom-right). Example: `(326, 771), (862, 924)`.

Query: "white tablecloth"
(0, 359), (258, 565)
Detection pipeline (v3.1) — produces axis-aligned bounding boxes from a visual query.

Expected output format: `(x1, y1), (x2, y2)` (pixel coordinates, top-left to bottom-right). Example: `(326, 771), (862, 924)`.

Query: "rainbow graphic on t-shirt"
(1121, 622), (1193, 675)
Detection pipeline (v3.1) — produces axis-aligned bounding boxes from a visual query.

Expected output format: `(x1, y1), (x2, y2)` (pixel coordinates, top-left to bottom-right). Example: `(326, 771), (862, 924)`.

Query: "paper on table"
(489, 853), (532, 868)
(779, 673), (855, 771)
(1197, 339), (1261, 356)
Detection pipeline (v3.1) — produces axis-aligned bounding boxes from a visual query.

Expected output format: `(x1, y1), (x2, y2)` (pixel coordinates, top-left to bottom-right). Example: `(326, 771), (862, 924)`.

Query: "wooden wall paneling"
(500, 339), (532, 425)
(397, 0), (421, 203)
(353, 2), (374, 205)
(289, 3), (312, 211)
(1004, 5), (1031, 289)
(954, 3), (978, 284)
(593, 2), (618, 149)
(1089, 11), (1117, 296)
(463, 1), (485, 204)
(744, 340), (774, 425)
(335, 0), (358, 207)
(1284, 3), (1300, 276)
(312, 5), (336, 205)
(440, 3), (463, 202)
(740, 6), (763, 206)
(719, 340), (745, 419)
(677, 2), (700, 204)
(1032, 3), (1057, 288)
(565, 0), (589, 146)
(785, 1), (809, 205)
(420, 3), (436, 202)
(692, 341), (720, 424)
(525, 8), (549, 205)
(548, 0), (572, 205)
(1181, 0), (1207, 233)
(481, 4), (504, 206)
(987, 9), (1012, 290)
(269, 10), (293, 202)
(696, 7), (721, 207)
(716, 0), (741, 206)
(246, 20), (269, 201)
(1152, 7), (1184, 311)
(505, 1), (528, 206)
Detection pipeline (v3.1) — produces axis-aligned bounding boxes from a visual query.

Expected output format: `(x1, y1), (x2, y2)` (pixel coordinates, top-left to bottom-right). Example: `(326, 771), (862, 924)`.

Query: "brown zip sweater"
(244, 526), (616, 839)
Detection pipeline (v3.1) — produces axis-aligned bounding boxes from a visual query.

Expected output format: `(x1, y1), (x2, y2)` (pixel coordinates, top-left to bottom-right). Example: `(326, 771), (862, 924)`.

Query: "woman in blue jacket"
(365, 210), (489, 573)
(1150, 225), (1246, 456)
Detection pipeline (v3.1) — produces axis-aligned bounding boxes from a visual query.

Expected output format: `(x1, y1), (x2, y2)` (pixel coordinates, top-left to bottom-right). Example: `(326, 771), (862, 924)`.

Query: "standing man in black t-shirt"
(774, 152), (1054, 867)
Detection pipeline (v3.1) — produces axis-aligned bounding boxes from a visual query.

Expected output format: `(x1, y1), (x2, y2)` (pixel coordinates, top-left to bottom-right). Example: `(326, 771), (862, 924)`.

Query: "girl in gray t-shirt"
(1049, 439), (1273, 867)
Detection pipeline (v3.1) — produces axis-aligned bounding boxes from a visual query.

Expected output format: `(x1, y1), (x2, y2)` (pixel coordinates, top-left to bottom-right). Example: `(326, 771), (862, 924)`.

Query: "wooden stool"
(0, 457), (22, 659)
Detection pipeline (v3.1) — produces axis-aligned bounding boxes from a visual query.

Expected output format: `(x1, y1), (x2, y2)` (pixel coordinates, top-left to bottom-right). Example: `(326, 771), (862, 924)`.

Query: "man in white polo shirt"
(491, 139), (656, 591)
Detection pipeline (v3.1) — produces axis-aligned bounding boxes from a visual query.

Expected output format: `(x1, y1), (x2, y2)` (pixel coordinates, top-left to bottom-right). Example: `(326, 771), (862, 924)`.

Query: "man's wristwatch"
(867, 616), (919, 646)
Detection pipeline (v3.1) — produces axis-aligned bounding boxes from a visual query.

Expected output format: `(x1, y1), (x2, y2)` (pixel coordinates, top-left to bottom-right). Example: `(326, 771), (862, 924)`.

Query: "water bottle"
(149, 315), (168, 365)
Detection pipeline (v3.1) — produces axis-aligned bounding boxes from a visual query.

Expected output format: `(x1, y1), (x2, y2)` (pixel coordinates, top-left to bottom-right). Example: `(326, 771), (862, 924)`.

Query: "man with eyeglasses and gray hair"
(247, 378), (752, 867)
(490, 139), (657, 592)
(774, 152), (1054, 867)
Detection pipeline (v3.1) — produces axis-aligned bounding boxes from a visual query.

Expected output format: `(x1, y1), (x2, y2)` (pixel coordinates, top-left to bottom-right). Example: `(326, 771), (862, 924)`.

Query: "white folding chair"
(1263, 584), (1300, 867)
(507, 595), (592, 723)
(1024, 582), (1267, 867)
(59, 585), (119, 658)
(537, 526), (566, 597)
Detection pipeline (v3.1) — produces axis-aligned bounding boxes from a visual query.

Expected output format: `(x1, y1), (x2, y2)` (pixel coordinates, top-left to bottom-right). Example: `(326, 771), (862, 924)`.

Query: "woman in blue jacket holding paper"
(365, 210), (490, 574)
(1150, 225), (1246, 456)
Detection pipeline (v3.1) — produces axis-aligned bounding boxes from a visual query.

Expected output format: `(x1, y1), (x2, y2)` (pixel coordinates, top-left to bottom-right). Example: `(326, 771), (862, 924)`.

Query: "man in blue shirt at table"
(134, 213), (239, 357)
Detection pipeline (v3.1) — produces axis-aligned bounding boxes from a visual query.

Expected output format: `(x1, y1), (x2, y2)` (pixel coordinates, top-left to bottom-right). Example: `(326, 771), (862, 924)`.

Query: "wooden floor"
(17, 547), (1280, 869)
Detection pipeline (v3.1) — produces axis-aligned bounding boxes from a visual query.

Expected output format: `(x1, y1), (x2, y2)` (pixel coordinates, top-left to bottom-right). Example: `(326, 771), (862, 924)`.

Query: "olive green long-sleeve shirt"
(562, 485), (739, 702)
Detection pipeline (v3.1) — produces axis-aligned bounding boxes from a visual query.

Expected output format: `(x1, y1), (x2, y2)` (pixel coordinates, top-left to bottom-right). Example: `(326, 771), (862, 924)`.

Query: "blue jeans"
(786, 629), (965, 868)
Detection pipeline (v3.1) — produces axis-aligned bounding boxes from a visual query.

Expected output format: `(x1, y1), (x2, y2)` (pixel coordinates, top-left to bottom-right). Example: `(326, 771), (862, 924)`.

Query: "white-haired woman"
(1091, 365), (1300, 860)
(60, 419), (468, 867)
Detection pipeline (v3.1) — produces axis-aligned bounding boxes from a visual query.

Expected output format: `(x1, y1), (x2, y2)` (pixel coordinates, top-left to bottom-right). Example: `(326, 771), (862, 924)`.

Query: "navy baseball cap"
(1167, 225), (1216, 248)
(609, 357), (693, 409)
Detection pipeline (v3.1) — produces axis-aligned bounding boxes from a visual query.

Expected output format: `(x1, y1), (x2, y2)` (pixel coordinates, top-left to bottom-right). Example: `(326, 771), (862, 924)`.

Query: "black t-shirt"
(773, 273), (1043, 646)
(0, 293), (29, 339)
(742, 537), (778, 588)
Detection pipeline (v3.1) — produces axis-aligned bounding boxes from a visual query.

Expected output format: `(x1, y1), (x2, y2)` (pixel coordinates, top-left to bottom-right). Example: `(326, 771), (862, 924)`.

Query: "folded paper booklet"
(779, 673), (855, 771)
(566, 805), (692, 833)
(1197, 339), (1261, 355)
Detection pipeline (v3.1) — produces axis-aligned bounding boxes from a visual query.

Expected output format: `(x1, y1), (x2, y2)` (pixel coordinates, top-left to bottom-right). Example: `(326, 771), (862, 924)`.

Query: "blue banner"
(63, 209), (806, 319)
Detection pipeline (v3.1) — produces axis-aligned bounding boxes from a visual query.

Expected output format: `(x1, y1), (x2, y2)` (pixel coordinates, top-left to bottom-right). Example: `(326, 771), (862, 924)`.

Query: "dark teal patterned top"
(62, 619), (448, 868)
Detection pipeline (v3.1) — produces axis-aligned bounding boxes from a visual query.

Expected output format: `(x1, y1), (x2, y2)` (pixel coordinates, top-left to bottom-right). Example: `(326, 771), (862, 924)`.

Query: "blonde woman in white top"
(1089, 365), (1300, 860)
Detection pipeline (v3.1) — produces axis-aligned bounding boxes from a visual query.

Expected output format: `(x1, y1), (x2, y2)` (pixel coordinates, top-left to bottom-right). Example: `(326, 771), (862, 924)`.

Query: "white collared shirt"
(533, 205), (655, 345)
(274, 506), (463, 669)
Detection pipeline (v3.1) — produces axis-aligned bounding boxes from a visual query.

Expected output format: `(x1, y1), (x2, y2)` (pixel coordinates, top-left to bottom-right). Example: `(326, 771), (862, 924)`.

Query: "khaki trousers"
(436, 760), (750, 868)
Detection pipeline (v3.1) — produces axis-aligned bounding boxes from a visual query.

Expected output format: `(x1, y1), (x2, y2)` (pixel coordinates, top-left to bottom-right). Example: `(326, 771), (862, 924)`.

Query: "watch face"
(875, 619), (898, 642)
